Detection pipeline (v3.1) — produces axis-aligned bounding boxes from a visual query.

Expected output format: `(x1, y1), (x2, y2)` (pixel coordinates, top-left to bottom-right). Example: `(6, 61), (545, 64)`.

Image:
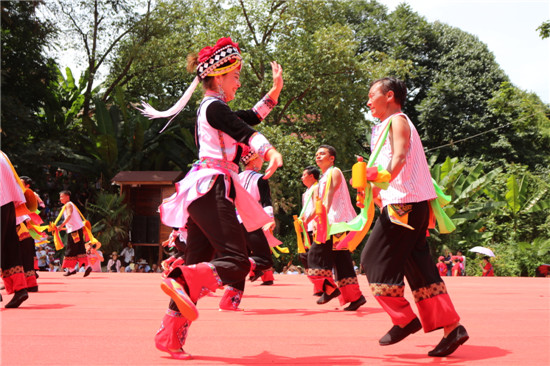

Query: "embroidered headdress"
(138, 37), (242, 132)
(197, 37), (242, 79)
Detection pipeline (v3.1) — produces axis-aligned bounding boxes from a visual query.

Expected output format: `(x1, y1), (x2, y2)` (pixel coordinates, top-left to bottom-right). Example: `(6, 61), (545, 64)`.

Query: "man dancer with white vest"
(58, 191), (92, 277)
(308, 145), (366, 311)
(361, 77), (468, 357)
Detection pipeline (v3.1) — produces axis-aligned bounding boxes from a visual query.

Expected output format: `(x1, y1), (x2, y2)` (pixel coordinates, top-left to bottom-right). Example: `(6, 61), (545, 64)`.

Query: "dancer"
(361, 77), (468, 357)
(241, 148), (277, 282)
(139, 37), (283, 359)
(218, 148), (276, 310)
(1, 151), (30, 308)
(18, 176), (44, 292)
(308, 145), (367, 311)
(58, 191), (92, 277)
(296, 165), (321, 295)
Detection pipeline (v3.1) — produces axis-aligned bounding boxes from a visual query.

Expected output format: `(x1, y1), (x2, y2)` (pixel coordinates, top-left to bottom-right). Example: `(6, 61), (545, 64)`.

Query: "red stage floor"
(1, 272), (549, 365)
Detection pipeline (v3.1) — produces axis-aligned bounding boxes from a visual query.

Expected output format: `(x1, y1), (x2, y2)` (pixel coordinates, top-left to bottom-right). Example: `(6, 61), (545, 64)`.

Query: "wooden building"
(111, 171), (185, 265)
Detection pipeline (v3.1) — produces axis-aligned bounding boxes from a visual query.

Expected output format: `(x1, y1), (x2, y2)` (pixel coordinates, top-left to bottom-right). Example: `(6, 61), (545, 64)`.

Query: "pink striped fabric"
(370, 113), (436, 207)
(318, 167), (357, 224)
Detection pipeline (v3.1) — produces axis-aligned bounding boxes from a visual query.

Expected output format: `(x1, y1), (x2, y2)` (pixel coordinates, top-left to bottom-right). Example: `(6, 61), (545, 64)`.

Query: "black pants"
(185, 176), (250, 286)
(298, 231), (313, 270)
(20, 236), (37, 278)
(360, 201), (460, 330)
(244, 225), (273, 272)
(1, 202), (26, 292)
(308, 236), (357, 282)
(65, 228), (86, 257)
(360, 201), (440, 289)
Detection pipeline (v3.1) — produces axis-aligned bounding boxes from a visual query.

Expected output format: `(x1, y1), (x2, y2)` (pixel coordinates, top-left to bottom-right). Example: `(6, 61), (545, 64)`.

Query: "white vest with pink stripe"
(63, 201), (84, 233)
(318, 167), (357, 225)
(371, 113), (436, 207)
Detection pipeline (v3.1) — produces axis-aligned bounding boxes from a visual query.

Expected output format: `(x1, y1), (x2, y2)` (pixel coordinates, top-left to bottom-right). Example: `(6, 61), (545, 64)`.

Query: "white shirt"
(120, 247), (135, 263)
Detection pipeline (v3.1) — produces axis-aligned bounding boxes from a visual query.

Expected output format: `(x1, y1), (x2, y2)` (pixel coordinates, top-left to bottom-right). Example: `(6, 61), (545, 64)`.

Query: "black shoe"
(249, 270), (264, 282)
(317, 288), (341, 304)
(260, 281), (273, 285)
(5, 289), (29, 308)
(313, 291), (323, 297)
(63, 270), (77, 277)
(27, 286), (39, 293)
(379, 317), (422, 346)
(83, 266), (93, 277)
(343, 295), (367, 311)
(428, 325), (469, 357)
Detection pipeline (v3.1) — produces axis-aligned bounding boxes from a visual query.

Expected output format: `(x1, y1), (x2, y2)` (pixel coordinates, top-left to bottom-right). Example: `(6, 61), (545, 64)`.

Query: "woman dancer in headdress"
(138, 37), (283, 359)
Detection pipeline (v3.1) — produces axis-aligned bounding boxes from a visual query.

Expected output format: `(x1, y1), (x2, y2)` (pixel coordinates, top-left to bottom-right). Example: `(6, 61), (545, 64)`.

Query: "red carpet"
(1, 272), (549, 365)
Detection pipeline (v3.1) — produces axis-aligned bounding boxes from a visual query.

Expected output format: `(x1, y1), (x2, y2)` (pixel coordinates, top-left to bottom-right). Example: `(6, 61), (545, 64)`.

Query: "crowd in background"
(35, 242), (161, 274)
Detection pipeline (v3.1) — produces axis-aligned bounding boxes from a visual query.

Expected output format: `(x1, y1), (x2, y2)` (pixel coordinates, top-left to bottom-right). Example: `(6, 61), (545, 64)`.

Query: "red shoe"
(160, 279), (199, 321)
(156, 344), (192, 360)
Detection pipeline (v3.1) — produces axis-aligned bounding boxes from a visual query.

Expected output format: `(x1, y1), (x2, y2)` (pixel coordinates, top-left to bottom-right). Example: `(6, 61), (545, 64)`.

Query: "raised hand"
(263, 148), (283, 179)
(268, 61), (283, 102)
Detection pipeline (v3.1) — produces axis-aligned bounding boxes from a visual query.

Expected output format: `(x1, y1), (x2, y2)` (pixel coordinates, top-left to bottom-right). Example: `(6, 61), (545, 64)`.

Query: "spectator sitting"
(107, 252), (121, 272)
(150, 263), (162, 273)
(135, 258), (150, 273)
(48, 260), (60, 272)
(286, 265), (300, 274)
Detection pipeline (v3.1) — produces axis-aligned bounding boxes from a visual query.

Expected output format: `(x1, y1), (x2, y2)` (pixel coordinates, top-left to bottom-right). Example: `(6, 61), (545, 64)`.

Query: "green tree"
(54, 89), (196, 189)
(356, 3), (440, 123)
(44, 0), (151, 127)
(86, 191), (133, 254)
(428, 156), (504, 255)
(109, 0), (409, 216)
(416, 23), (508, 159)
(537, 20), (550, 39)
(483, 165), (550, 246)
(484, 82), (550, 170)
(1, 0), (57, 174)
